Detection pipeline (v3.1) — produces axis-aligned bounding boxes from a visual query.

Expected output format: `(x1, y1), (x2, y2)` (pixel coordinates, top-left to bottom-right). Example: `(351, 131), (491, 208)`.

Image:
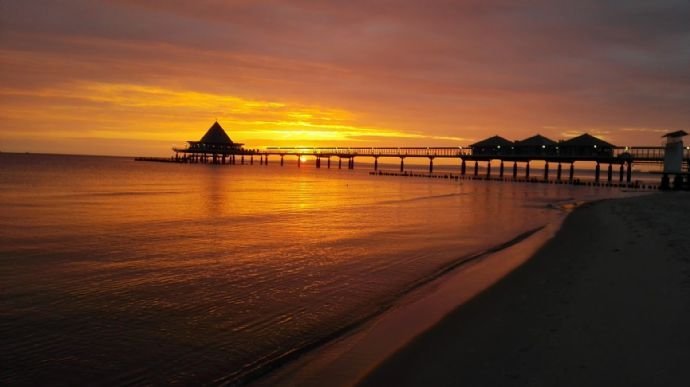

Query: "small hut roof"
(515, 134), (557, 147)
(560, 133), (614, 148)
(200, 121), (233, 144)
(661, 130), (688, 138)
(470, 135), (514, 148)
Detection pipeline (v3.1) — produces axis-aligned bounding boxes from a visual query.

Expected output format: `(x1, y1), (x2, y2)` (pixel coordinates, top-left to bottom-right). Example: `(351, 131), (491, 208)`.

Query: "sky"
(1, 0), (689, 156)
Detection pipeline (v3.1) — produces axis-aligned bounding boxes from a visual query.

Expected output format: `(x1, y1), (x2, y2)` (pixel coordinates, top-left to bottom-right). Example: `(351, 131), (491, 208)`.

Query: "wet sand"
(256, 222), (562, 387)
(360, 192), (690, 386)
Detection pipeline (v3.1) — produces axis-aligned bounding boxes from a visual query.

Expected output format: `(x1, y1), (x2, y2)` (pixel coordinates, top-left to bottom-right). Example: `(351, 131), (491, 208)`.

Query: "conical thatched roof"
(515, 134), (557, 147)
(470, 135), (514, 148)
(560, 133), (614, 148)
(200, 121), (233, 144)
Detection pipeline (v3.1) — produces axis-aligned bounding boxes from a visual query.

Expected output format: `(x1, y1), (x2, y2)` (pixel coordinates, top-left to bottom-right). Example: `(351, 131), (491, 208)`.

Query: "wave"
(217, 225), (546, 386)
(60, 191), (186, 198)
(374, 192), (468, 206)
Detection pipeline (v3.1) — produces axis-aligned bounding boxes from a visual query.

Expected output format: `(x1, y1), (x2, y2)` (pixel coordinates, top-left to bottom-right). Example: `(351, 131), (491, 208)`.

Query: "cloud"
(0, 81), (444, 151)
(1, 0), (689, 154)
(620, 127), (670, 133)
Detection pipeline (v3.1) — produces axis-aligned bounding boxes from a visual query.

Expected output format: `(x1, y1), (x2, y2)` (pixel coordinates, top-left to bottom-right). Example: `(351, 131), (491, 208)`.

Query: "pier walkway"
(257, 146), (689, 185)
(157, 123), (690, 188)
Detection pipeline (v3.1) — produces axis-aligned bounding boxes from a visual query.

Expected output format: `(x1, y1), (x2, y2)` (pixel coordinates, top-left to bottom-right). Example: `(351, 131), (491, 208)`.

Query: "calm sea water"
(0, 154), (625, 385)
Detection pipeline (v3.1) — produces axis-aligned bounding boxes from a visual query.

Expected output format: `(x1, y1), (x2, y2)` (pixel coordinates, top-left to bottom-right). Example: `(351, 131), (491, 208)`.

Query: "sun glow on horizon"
(0, 81), (448, 155)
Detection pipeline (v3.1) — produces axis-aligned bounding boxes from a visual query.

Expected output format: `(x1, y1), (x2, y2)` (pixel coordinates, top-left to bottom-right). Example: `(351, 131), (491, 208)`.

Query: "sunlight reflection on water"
(0, 154), (625, 385)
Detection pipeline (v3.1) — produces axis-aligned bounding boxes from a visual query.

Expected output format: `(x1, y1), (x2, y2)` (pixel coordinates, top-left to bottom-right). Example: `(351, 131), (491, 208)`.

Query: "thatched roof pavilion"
(173, 121), (245, 155)
(172, 121), (256, 164)
(186, 121), (243, 151)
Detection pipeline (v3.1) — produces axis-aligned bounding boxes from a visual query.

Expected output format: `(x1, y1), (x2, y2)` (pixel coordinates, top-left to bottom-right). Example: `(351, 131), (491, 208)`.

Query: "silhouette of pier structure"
(156, 122), (690, 188)
(264, 134), (689, 185)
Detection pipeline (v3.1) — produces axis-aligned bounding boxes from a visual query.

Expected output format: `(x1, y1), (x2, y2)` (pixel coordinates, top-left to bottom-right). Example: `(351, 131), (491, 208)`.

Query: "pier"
(259, 134), (689, 188)
(150, 122), (690, 189)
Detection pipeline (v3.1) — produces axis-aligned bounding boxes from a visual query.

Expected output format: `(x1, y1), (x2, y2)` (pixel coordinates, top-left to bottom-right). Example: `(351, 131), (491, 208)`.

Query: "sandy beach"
(359, 192), (690, 386)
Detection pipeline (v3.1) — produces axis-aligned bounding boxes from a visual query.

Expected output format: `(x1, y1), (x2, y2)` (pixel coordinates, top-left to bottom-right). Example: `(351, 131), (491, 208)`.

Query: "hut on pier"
(470, 135), (514, 156)
(173, 121), (248, 163)
(514, 134), (558, 156)
(558, 133), (614, 158)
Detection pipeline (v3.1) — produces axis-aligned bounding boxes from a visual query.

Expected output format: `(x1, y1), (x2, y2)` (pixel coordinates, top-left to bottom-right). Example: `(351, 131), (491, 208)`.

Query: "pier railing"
(265, 146), (689, 162)
(614, 146), (670, 161)
(264, 146), (472, 157)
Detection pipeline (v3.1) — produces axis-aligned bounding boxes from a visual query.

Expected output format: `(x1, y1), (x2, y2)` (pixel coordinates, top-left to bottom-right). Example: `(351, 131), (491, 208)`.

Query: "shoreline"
(359, 192), (690, 386)
(253, 207), (572, 386)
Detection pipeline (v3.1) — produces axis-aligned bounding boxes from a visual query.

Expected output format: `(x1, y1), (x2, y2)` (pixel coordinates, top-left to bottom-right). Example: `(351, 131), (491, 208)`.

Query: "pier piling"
(557, 163), (562, 181)
(607, 163), (613, 182)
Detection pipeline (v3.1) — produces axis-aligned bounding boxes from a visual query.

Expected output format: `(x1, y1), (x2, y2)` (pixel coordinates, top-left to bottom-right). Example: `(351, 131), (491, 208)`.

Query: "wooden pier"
(260, 145), (689, 185)
(142, 122), (690, 189)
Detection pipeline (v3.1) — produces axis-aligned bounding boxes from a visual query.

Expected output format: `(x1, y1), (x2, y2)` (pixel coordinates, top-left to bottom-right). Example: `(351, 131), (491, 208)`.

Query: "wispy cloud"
(0, 82), (442, 148)
(620, 127), (670, 133)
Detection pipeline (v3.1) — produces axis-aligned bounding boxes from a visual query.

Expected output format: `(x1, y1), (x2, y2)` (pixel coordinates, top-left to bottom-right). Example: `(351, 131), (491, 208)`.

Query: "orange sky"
(1, 1), (689, 156)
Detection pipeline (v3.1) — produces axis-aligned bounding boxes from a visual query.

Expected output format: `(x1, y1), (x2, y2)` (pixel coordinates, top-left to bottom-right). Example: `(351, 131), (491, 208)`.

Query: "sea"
(0, 153), (642, 385)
